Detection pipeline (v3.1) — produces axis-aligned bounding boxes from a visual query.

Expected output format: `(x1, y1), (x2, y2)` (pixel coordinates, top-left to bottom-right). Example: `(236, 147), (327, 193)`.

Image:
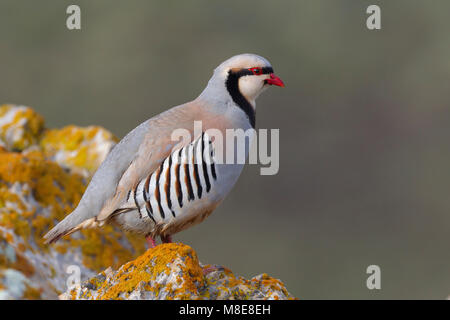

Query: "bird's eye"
(249, 67), (263, 75)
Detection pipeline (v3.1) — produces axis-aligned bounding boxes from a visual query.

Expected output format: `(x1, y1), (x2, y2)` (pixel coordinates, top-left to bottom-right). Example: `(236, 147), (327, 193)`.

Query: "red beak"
(265, 73), (285, 87)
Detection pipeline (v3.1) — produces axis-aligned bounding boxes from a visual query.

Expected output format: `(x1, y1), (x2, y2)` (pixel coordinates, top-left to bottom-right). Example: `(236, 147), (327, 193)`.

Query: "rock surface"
(60, 243), (294, 300)
(0, 104), (294, 300)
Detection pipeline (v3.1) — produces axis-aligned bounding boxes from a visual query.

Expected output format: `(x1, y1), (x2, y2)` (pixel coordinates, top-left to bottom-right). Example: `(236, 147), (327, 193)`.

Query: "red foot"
(161, 234), (172, 243)
(146, 236), (157, 248)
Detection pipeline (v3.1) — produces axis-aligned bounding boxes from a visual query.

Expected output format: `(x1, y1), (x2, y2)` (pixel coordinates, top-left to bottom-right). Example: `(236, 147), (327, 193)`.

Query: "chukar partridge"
(44, 54), (284, 247)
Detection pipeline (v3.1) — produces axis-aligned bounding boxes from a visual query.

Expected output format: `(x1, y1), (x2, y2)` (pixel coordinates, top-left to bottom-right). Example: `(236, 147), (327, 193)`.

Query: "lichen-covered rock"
(0, 105), (45, 151)
(40, 125), (118, 178)
(0, 104), (145, 300)
(61, 243), (295, 300)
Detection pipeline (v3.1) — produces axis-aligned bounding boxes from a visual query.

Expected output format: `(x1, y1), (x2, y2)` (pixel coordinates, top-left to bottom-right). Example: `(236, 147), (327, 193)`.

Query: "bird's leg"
(146, 235), (157, 248)
(161, 234), (172, 243)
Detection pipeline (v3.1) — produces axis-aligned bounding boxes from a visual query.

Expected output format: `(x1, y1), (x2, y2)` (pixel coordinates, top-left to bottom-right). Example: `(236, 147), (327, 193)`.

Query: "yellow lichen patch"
(0, 150), (85, 248)
(72, 227), (143, 271)
(0, 104), (45, 151)
(96, 243), (204, 300)
(0, 209), (32, 241)
(5, 233), (14, 244)
(40, 125), (118, 176)
(23, 284), (42, 300)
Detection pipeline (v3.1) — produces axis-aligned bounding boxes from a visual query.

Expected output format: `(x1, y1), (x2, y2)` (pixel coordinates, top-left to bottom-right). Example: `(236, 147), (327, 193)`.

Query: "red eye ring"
(249, 67), (263, 75)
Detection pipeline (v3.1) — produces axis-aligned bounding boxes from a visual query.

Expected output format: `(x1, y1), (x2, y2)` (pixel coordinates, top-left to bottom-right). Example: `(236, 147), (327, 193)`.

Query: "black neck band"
(225, 67), (274, 128)
(225, 70), (255, 128)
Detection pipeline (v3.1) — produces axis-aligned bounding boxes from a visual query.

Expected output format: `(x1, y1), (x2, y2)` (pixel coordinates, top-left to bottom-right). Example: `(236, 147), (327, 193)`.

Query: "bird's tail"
(43, 209), (100, 244)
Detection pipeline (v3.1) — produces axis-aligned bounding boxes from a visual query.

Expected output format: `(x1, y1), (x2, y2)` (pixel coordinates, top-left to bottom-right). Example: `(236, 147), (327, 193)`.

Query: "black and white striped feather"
(122, 132), (217, 225)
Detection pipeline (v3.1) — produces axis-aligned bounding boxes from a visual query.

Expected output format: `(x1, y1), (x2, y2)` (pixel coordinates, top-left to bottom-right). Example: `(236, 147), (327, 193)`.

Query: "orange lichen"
(0, 150), (85, 248)
(23, 284), (42, 300)
(251, 273), (290, 297)
(65, 243), (295, 300)
(72, 227), (145, 271)
(5, 233), (14, 244)
(0, 104), (45, 151)
(40, 125), (118, 176)
(96, 243), (204, 300)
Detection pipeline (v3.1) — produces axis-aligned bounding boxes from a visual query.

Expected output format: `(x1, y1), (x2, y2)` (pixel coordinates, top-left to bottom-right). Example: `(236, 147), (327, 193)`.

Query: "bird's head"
(199, 54), (284, 127)
(215, 54), (284, 105)
(202, 54), (284, 104)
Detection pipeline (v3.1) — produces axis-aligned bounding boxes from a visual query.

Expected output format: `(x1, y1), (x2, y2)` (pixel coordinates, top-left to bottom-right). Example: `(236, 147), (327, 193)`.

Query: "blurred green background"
(1, 0), (449, 299)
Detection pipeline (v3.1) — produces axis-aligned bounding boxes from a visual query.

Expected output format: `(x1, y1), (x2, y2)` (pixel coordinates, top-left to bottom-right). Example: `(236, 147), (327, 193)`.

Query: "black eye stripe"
(259, 67), (273, 74)
(232, 66), (273, 77)
(260, 67), (273, 74)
